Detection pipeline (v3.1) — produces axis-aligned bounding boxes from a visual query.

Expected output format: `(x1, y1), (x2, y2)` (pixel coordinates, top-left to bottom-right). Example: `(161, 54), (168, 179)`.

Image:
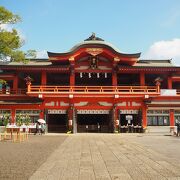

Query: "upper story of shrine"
(1, 33), (180, 98)
(47, 33), (141, 69)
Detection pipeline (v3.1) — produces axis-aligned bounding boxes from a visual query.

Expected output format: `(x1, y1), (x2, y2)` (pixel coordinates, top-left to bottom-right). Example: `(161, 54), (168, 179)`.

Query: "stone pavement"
(30, 134), (180, 180)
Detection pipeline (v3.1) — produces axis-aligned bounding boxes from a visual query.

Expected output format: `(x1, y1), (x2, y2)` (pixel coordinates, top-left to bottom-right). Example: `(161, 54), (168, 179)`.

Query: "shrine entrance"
(77, 110), (112, 133)
(119, 110), (141, 125)
(119, 110), (142, 133)
(47, 110), (68, 133)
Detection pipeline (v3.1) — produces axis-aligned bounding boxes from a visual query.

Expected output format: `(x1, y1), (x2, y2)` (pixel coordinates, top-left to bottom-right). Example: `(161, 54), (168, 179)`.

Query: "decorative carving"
(154, 77), (163, 86)
(86, 48), (103, 56)
(69, 56), (74, 61)
(90, 56), (98, 69)
(24, 76), (32, 85)
(84, 33), (104, 41)
(114, 57), (120, 62)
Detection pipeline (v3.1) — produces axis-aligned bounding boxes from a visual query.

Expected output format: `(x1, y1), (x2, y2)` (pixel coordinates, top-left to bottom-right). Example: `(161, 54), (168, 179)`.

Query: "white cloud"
(143, 39), (180, 65)
(0, 24), (12, 31)
(36, 50), (48, 58)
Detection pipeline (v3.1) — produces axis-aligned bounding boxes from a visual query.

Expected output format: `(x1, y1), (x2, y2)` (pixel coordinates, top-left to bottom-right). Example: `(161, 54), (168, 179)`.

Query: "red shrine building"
(1, 34), (180, 133)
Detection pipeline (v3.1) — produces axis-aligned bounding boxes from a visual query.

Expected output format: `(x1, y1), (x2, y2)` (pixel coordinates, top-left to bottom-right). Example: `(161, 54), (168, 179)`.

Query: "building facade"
(1, 34), (180, 133)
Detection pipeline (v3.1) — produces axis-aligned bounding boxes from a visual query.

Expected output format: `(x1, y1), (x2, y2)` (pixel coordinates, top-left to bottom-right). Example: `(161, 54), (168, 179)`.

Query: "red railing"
(28, 85), (159, 94)
(0, 89), (27, 95)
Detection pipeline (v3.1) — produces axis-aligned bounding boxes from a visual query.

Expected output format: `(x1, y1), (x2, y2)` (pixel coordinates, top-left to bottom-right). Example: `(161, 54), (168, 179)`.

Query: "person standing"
(34, 122), (41, 135)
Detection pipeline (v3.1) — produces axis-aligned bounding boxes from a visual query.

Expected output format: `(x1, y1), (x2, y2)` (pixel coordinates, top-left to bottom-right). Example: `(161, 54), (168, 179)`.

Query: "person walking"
(41, 123), (46, 134)
(176, 122), (180, 137)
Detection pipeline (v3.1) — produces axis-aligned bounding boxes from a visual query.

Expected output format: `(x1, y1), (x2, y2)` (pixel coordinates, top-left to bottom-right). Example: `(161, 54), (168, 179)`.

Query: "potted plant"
(3, 114), (10, 127)
(24, 114), (31, 126)
(16, 114), (23, 126)
(1, 114), (10, 133)
(0, 117), (4, 133)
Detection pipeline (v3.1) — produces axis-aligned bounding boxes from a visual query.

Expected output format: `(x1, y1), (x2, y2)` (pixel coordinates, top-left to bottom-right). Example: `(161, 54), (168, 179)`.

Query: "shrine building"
(1, 34), (180, 133)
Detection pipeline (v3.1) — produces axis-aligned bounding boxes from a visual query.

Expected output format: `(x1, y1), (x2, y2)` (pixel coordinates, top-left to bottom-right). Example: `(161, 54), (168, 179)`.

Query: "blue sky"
(1, 0), (180, 64)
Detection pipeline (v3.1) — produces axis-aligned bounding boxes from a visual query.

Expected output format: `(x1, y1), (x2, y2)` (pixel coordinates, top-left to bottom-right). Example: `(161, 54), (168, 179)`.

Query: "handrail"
(28, 85), (158, 94)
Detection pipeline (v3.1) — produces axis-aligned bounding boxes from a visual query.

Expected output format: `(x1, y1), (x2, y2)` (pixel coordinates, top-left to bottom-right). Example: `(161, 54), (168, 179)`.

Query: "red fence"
(28, 85), (159, 94)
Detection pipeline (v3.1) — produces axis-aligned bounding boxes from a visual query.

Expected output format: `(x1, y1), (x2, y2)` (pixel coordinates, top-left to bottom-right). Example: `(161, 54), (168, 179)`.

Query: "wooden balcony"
(27, 85), (159, 96)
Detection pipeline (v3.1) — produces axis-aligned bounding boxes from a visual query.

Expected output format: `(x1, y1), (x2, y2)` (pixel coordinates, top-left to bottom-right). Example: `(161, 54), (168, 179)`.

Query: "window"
(147, 116), (169, 126)
(147, 109), (170, 126)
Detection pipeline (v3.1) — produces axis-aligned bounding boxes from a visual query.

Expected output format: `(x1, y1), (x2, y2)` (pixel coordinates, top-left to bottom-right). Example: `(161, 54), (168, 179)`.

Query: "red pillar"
(69, 58), (75, 86)
(112, 71), (117, 86)
(70, 73), (75, 86)
(11, 108), (16, 124)
(13, 74), (18, 91)
(39, 110), (44, 119)
(168, 77), (172, 89)
(142, 105), (147, 128)
(140, 72), (145, 86)
(41, 71), (47, 85)
(170, 109), (174, 126)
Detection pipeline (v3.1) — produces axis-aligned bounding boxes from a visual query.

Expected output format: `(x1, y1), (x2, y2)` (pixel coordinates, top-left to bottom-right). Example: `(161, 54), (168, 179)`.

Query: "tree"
(0, 79), (7, 85)
(0, 6), (36, 62)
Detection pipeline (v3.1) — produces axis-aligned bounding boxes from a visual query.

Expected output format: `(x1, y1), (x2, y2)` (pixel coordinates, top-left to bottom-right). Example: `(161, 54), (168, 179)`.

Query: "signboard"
(126, 115), (133, 120)
(160, 89), (176, 96)
(126, 115), (133, 124)
(77, 110), (109, 114)
(48, 110), (66, 114)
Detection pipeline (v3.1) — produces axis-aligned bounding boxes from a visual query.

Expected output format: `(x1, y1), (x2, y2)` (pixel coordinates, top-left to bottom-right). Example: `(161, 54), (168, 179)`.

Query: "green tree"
(0, 79), (7, 85)
(0, 6), (36, 62)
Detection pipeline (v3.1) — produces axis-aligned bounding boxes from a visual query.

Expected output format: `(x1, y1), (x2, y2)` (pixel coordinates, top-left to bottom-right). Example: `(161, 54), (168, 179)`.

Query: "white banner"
(48, 110), (66, 114)
(77, 110), (109, 114)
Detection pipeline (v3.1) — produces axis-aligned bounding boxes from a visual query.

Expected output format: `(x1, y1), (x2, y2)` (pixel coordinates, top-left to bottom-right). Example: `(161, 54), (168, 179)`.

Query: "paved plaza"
(30, 134), (180, 180)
